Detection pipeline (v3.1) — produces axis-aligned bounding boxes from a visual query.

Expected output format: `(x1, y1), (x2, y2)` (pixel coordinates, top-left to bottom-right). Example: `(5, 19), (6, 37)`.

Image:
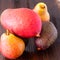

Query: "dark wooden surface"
(0, 0), (60, 60)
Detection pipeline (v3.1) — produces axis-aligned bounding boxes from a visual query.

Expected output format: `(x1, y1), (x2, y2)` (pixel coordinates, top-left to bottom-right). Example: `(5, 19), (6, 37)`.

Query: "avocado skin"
(35, 22), (58, 50)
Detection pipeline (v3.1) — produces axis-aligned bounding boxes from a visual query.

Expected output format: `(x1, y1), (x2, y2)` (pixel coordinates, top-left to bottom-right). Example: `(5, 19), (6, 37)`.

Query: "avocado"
(35, 22), (58, 50)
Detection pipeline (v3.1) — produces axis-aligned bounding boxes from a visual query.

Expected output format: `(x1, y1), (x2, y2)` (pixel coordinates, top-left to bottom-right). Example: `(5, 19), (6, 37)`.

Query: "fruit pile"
(0, 2), (58, 59)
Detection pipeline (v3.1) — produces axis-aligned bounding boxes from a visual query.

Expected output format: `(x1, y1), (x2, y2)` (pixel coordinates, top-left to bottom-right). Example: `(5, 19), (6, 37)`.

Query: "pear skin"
(33, 2), (50, 22)
(1, 33), (25, 59)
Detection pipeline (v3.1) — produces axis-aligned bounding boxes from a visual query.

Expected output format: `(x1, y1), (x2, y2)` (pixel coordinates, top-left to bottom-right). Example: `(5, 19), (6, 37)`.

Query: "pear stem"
(40, 5), (45, 9)
(6, 30), (10, 35)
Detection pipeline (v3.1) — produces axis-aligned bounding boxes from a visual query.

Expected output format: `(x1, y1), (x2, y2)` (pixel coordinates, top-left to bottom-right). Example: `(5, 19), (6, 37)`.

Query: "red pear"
(1, 32), (25, 59)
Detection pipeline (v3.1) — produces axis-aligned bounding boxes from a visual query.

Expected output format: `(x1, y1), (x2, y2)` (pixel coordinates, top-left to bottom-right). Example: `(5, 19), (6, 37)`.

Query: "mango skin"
(1, 33), (25, 59)
(1, 8), (42, 38)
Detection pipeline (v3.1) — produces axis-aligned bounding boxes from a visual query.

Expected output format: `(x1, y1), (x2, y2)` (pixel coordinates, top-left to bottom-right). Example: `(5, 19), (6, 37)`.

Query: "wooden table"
(0, 0), (60, 60)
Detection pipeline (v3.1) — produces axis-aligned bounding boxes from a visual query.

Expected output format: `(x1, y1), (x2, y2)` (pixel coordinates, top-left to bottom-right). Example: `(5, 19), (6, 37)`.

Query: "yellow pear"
(33, 2), (50, 22)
